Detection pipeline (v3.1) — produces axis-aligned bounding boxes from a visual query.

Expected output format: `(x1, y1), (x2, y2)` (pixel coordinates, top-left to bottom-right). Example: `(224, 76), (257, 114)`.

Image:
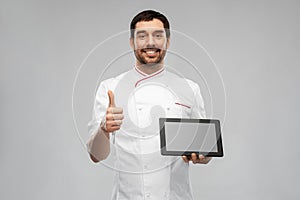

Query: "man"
(87, 10), (211, 200)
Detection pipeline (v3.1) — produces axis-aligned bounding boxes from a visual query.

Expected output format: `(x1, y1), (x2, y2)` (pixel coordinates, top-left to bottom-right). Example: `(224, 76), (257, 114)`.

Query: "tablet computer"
(159, 118), (224, 157)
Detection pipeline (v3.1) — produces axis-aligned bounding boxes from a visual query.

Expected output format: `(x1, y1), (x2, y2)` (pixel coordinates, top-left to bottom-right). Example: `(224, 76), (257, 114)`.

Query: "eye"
(155, 33), (163, 38)
(137, 34), (146, 40)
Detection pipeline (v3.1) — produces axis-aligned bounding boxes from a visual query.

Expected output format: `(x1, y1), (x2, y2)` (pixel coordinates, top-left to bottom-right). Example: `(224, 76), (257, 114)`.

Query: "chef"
(87, 10), (211, 200)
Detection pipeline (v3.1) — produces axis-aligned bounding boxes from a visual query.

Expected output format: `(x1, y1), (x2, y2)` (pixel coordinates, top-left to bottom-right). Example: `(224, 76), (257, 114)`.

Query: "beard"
(134, 47), (167, 66)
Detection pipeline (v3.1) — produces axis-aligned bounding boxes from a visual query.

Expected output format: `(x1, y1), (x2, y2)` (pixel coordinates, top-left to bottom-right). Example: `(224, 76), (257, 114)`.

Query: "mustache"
(140, 47), (161, 52)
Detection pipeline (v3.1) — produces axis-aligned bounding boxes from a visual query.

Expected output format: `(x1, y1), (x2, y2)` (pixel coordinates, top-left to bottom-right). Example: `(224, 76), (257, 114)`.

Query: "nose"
(147, 35), (155, 46)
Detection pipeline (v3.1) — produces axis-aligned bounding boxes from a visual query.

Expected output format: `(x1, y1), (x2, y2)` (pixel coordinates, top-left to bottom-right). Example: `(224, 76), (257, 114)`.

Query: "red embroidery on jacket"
(175, 102), (191, 109)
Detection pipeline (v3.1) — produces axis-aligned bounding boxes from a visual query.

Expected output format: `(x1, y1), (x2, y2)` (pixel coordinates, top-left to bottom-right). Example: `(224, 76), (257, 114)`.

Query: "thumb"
(108, 90), (116, 107)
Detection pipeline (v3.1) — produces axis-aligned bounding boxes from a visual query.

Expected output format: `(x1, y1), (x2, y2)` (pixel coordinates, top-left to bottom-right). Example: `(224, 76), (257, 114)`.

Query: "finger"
(106, 120), (123, 126)
(182, 155), (189, 163)
(107, 107), (123, 114)
(108, 125), (121, 132)
(191, 153), (197, 164)
(106, 113), (124, 120)
(199, 154), (206, 162)
(199, 154), (212, 164)
(192, 153), (200, 164)
(108, 90), (116, 107)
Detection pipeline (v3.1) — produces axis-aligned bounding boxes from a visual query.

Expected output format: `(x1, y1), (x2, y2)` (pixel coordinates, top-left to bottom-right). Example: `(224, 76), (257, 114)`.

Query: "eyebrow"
(135, 29), (165, 35)
(136, 30), (147, 35)
(153, 30), (165, 34)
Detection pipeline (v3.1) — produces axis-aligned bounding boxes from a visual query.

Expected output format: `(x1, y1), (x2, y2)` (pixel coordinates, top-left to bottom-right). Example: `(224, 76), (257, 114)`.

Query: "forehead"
(135, 18), (164, 31)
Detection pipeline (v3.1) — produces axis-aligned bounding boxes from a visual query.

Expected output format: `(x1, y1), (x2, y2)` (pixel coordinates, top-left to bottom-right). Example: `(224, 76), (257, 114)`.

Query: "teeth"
(147, 51), (155, 54)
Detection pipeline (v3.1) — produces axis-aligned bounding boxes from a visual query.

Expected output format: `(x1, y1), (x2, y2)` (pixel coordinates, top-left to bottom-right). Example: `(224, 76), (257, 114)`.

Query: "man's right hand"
(102, 90), (124, 132)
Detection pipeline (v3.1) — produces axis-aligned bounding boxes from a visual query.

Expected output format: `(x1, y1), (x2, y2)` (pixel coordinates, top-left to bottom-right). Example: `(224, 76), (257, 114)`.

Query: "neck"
(136, 62), (164, 75)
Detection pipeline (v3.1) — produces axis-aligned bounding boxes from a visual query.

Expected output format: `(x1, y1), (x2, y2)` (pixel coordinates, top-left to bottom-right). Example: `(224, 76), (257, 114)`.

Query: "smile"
(142, 48), (160, 57)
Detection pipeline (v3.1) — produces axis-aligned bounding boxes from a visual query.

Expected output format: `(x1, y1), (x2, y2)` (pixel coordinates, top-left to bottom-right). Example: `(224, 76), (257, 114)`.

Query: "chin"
(143, 62), (160, 67)
(144, 59), (163, 65)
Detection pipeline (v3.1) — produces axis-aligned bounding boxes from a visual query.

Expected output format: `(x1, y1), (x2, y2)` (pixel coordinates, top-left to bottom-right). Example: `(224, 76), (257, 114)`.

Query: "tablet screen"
(160, 118), (223, 157)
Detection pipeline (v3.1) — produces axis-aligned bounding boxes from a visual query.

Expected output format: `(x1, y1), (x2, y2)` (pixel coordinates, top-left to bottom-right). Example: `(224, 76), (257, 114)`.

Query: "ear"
(166, 37), (170, 49)
(130, 37), (134, 50)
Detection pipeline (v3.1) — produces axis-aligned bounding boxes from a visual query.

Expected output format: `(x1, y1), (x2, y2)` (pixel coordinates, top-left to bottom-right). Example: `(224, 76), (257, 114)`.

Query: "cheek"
(134, 40), (146, 50)
(155, 39), (167, 48)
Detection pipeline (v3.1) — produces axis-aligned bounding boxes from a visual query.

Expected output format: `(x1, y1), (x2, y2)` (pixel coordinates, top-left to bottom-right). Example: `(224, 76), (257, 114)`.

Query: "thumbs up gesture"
(101, 90), (124, 132)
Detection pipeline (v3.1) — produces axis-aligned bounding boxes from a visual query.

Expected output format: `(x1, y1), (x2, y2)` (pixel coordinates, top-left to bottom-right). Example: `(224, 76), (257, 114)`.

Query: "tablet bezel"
(159, 118), (224, 157)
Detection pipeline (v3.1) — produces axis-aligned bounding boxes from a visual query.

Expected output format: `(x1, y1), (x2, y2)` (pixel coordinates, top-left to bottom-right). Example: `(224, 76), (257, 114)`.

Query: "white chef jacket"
(88, 66), (206, 200)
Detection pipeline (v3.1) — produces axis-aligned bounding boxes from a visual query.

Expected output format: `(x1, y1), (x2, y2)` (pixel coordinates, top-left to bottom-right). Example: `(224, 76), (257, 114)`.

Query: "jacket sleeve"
(190, 82), (206, 119)
(87, 81), (109, 153)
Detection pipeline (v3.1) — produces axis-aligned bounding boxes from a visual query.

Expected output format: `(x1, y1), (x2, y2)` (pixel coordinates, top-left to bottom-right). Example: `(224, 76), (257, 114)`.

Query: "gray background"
(1, 0), (300, 199)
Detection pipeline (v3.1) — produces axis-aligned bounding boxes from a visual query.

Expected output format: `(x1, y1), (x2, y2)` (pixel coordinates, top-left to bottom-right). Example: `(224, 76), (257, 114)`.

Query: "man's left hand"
(182, 153), (212, 164)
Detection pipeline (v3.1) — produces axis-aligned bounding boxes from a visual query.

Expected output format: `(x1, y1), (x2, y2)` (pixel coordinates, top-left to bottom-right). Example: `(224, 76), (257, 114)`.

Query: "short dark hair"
(130, 10), (170, 38)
